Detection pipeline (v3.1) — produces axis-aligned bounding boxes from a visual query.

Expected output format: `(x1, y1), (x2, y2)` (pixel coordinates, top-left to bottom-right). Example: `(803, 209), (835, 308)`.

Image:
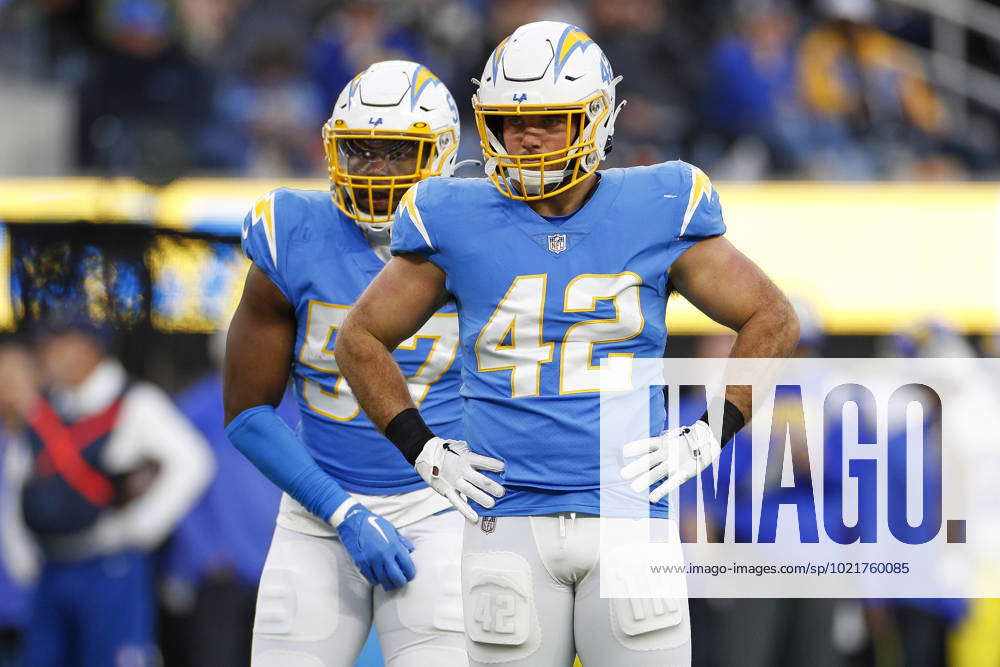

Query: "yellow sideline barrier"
(0, 225), (11, 329)
(0, 178), (997, 334)
(669, 181), (1000, 334)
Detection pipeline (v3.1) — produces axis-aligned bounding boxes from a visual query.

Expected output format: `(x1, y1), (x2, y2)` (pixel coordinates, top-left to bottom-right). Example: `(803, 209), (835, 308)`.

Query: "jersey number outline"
(475, 272), (645, 397)
(299, 301), (459, 421)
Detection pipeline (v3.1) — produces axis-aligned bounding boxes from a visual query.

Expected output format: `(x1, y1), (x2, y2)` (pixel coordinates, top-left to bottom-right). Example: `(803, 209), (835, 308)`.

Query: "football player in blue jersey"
(336, 23), (800, 667)
(224, 61), (482, 666)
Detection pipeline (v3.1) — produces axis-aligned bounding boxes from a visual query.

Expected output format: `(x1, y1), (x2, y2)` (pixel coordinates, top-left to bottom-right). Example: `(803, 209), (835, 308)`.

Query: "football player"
(224, 61), (475, 666)
(336, 23), (799, 667)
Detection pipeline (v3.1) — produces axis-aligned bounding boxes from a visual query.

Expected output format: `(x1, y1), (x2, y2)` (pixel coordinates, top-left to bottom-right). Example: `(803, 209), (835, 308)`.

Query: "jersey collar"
(331, 199), (389, 277)
(514, 168), (623, 230)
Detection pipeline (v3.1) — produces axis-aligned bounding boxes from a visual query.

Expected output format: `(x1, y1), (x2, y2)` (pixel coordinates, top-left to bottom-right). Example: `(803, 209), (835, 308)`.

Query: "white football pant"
(252, 510), (467, 666)
(462, 513), (691, 666)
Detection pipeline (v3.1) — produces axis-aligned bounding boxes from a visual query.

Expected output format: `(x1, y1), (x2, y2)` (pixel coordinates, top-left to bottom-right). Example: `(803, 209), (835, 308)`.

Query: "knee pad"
(254, 537), (340, 642)
(463, 551), (541, 662)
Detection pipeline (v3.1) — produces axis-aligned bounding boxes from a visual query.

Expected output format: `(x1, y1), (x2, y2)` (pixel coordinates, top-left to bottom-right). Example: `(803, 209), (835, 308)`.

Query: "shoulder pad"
(241, 188), (323, 297)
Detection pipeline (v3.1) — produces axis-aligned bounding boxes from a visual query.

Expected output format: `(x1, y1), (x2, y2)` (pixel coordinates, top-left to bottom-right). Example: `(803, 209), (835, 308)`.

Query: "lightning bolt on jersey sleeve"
(390, 180), (439, 259)
(241, 189), (293, 301)
(676, 161), (726, 241)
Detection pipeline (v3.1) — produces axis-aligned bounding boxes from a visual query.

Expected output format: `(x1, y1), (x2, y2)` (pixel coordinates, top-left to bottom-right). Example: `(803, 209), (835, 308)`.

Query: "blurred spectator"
(588, 0), (700, 166)
(192, 0), (326, 174)
(796, 0), (950, 178)
(173, 0), (248, 65)
(2, 0), (998, 178)
(487, 0), (585, 45)
(308, 1), (426, 116)
(704, 0), (808, 177)
(158, 329), (296, 667)
(0, 344), (39, 667)
(2, 316), (213, 667)
(212, 40), (324, 175)
(405, 0), (485, 89)
(77, 0), (215, 183)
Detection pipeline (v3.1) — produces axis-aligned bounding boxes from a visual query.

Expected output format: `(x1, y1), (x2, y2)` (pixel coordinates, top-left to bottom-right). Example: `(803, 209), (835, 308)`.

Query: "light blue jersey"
(242, 189), (463, 494)
(391, 162), (726, 517)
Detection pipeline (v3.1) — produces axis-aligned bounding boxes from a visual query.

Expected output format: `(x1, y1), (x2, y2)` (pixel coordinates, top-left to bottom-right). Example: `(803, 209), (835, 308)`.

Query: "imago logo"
(676, 382), (962, 546)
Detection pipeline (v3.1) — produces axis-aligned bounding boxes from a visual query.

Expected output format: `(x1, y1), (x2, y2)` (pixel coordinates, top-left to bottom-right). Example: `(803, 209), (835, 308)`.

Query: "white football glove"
(415, 437), (505, 523)
(620, 420), (722, 503)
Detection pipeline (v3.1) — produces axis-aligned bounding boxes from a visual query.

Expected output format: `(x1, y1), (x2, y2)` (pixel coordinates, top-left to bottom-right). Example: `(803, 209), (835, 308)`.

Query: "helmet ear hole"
(587, 98), (604, 119)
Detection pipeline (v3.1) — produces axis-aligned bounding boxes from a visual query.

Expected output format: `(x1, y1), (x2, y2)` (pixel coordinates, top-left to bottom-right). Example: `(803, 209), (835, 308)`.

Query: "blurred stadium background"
(0, 0), (997, 665)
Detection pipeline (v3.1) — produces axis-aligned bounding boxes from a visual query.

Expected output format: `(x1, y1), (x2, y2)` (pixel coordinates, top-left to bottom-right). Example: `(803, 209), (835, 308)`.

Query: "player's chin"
(352, 191), (393, 216)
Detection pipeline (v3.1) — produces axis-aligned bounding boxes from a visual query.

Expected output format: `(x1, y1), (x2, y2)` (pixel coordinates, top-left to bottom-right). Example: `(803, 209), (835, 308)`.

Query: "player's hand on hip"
(415, 437), (505, 523)
(620, 420), (722, 503)
(334, 504), (416, 591)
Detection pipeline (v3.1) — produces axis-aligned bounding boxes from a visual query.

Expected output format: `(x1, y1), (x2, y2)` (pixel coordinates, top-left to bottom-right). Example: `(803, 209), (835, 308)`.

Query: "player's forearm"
(335, 318), (417, 432)
(227, 405), (353, 523)
(724, 293), (799, 419)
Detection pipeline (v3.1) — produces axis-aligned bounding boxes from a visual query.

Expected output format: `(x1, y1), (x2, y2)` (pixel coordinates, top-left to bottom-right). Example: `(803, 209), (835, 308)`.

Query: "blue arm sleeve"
(226, 405), (350, 522)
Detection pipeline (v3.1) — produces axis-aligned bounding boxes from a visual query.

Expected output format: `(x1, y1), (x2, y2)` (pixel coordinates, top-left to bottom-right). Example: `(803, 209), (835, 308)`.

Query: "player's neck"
(526, 172), (598, 218)
(359, 224), (391, 263)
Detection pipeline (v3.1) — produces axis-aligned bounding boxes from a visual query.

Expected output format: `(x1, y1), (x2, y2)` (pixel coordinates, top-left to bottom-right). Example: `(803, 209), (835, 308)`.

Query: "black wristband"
(698, 399), (746, 446)
(384, 408), (435, 465)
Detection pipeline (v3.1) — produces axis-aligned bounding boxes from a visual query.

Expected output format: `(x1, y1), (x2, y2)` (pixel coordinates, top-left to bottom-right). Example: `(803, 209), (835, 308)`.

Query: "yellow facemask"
(473, 93), (609, 201)
(322, 120), (457, 225)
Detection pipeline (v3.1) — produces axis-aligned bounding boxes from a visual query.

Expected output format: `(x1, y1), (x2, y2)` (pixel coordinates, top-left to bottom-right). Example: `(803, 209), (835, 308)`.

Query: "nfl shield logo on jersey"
(480, 516), (496, 534)
(547, 233), (567, 254)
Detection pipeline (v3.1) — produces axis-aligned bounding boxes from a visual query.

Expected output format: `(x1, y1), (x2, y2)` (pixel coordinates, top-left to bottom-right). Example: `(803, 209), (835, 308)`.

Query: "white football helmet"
(473, 21), (624, 200)
(323, 60), (460, 229)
